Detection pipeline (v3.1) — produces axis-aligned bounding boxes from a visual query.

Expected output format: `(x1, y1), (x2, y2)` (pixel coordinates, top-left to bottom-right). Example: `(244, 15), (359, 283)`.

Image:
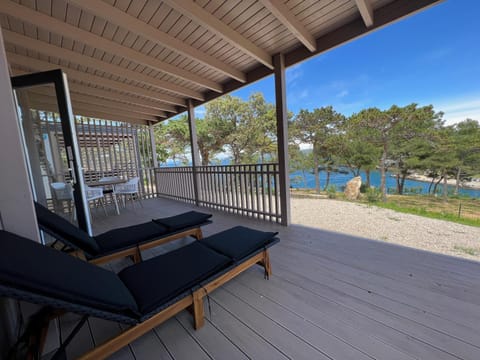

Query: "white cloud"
(336, 90), (349, 98)
(429, 96), (480, 125)
(288, 88), (310, 105)
(286, 63), (304, 85)
(418, 47), (452, 63)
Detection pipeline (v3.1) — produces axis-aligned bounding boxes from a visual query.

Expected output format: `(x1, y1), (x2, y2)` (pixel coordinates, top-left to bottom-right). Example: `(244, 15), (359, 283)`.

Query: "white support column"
(149, 122), (159, 197)
(0, 27), (40, 357)
(187, 99), (200, 206)
(0, 30), (39, 239)
(273, 53), (291, 225)
(149, 122), (158, 168)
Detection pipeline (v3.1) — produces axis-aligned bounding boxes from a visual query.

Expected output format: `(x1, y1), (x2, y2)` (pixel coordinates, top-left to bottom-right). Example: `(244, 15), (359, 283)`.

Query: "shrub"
(366, 187), (382, 202)
(326, 185), (337, 199)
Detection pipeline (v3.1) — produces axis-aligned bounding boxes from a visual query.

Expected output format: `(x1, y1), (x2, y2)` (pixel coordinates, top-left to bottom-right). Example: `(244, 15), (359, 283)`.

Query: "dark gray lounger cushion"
(201, 226), (278, 261)
(95, 222), (168, 252)
(0, 230), (139, 317)
(34, 202), (101, 256)
(152, 211), (212, 231)
(119, 242), (230, 314)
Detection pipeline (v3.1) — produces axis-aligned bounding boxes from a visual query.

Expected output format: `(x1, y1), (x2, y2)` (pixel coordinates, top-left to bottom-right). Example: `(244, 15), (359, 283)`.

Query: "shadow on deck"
(59, 197), (480, 359)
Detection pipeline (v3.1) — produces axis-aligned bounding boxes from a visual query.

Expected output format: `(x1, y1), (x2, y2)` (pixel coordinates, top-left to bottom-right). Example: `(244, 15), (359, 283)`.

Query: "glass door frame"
(11, 69), (91, 234)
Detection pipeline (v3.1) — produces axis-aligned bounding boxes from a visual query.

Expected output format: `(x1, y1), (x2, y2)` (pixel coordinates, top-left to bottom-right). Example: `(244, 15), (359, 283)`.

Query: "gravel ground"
(291, 197), (480, 262)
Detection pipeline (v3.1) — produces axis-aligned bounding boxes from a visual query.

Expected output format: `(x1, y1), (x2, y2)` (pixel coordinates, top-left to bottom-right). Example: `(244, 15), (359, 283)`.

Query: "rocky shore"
(406, 173), (480, 190)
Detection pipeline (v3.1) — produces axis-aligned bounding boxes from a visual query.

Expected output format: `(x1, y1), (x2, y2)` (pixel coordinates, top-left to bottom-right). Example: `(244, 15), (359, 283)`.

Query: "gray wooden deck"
(60, 198), (480, 359)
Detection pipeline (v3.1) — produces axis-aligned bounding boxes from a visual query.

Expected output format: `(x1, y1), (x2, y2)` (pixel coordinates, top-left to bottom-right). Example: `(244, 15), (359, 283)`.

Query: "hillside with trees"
(154, 93), (480, 201)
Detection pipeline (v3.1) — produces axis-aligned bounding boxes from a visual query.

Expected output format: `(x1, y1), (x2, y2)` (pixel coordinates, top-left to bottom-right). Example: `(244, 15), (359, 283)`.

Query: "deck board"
(54, 198), (480, 360)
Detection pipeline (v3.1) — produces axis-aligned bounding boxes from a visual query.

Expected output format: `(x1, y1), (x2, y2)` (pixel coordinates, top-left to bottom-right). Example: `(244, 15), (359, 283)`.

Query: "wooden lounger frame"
(76, 249), (271, 359)
(68, 227), (204, 265)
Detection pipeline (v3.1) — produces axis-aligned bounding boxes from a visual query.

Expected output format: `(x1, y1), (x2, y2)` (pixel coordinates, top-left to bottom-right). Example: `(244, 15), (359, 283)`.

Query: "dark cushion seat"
(96, 222), (168, 252)
(35, 202), (101, 256)
(0, 230), (139, 317)
(119, 241), (230, 315)
(201, 226), (278, 261)
(153, 211), (212, 231)
(34, 202), (212, 258)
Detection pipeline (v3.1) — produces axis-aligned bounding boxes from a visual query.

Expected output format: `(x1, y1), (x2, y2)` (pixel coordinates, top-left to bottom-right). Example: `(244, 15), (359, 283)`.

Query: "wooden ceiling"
(0, 0), (442, 125)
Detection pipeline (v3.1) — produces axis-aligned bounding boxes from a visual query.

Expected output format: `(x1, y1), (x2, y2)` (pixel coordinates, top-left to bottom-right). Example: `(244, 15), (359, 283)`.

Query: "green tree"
(246, 93), (277, 162)
(205, 95), (251, 164)
(334, 131), (380, 187)
(422, 126), (457, 200)
(288, 145), (314, 188)
(452, 119), (480, 193)
(389, 105), (444, 194)
(196, 117), (229, 166)
(154, 116), (190, 166)
(204, 93), (278, 164)
(292, 107), (345, 193)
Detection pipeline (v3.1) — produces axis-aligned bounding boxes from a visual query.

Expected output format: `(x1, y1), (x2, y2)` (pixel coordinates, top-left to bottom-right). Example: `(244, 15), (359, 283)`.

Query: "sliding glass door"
(11, 69), (92, 234)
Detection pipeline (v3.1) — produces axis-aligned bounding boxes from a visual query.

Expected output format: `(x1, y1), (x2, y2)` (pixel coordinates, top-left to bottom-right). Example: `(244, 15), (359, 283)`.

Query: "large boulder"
(344, 176), (362, 200)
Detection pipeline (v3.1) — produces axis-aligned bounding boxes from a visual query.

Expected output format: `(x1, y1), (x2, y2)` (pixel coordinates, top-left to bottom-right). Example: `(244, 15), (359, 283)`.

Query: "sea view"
(290, 169), (480, 198)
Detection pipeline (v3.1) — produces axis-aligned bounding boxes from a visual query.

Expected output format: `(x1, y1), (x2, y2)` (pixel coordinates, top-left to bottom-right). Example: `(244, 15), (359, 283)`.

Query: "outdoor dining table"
(87, 178), (126, 215)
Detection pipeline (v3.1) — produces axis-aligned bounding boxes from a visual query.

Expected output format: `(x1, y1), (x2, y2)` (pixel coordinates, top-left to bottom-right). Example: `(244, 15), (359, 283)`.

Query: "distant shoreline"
(405, 174), (480, 190)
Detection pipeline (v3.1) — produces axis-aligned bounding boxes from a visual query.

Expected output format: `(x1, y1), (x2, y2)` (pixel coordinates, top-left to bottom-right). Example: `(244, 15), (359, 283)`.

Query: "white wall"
(0, 27), (40, 357)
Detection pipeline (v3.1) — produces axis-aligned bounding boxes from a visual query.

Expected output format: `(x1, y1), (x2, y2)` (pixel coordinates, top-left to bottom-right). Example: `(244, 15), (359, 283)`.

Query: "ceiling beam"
(28, 93), (160, 122)
(162, 0), (273, 69)
(68, 84), (174, 115)
(3, 30), (203, 101)
(66, 0), (246, 83)
(259, 0), (316, 52)
(354, 0), (374, 27)
(28, 100), (150, 125)
(12, 67), (172, 114)
(26, 87), (166, 118)
(186, 0), (443, 119)
(7, 52), (181, 111)
(28, 93), (159, 123)
(0, 1), (223, 92)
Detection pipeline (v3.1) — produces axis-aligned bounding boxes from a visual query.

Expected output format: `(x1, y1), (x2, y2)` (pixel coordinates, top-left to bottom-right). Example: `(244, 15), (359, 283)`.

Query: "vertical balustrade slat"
(249, 164), (254, 218)
(275, 165), (280, 222)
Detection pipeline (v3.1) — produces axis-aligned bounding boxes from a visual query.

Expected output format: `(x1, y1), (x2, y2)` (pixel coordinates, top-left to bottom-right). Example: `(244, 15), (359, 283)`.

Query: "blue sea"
(290, 170), (480, 198)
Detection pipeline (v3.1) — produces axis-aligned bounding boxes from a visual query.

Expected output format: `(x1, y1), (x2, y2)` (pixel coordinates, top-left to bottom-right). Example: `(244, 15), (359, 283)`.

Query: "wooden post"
(187, 99), (200, 206)
(192, 289), (205, 330)
(273, 53), (291, 226)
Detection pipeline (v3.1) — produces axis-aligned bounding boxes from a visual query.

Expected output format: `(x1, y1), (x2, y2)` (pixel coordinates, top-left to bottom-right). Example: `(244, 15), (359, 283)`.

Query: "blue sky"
(196, 0), (479, 125)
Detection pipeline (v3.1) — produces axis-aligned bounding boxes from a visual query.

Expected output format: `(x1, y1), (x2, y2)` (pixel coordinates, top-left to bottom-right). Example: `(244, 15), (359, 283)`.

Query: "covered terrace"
(0, 0), (472, 359)
(57, 197), (480, 359)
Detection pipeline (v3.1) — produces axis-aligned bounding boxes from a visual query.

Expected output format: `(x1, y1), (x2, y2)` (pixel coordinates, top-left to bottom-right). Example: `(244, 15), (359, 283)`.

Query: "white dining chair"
(113, 177), (143, 209)
(98, 176), (122, 215)
(84, 184), (108, 217)
(50, 182), (74, 218)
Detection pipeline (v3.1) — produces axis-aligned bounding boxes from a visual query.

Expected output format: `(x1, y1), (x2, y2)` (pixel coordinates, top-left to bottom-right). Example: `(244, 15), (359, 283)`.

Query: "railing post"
(273, 53), (291, 226)
(187, 99), (200, 206)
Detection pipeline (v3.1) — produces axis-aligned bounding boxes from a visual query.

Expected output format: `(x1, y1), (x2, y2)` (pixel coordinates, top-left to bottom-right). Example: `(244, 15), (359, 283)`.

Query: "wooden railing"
(155, 164), (282, 223)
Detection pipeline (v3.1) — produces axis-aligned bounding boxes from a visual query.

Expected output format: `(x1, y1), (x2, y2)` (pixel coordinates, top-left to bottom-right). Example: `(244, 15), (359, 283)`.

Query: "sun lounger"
(34, 202), (213, 264)
(0, 226), (279, 359)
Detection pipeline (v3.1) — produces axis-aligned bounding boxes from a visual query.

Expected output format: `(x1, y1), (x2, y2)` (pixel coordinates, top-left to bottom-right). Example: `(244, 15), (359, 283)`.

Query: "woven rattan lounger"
(0, 226), (279, 359)
(34, 202), (213, 264)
